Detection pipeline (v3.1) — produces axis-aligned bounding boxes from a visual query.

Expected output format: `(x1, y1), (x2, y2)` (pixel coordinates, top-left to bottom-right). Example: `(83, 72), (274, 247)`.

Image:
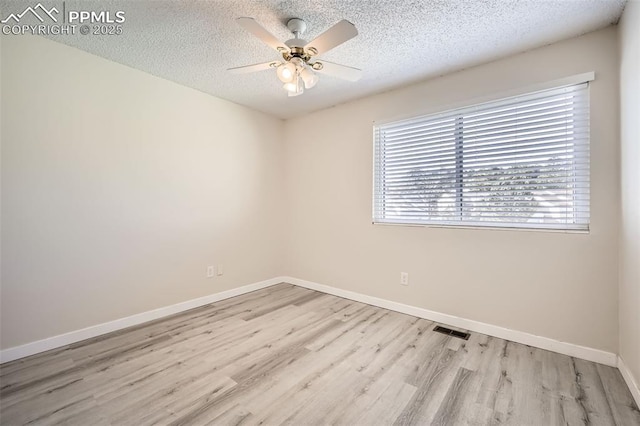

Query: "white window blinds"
(373, 82), (590, 231)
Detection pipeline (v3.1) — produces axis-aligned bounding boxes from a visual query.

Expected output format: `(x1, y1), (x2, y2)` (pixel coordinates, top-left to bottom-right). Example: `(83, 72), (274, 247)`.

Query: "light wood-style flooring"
(1, 283), (639, 425)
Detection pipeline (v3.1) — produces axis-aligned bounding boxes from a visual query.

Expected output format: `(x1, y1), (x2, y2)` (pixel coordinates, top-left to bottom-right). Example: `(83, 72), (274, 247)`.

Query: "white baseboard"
(0, 277), (284, 364)
(618, 356), (640, 408)
(283, 276), (618, 367)
(0, 275), (620, 371)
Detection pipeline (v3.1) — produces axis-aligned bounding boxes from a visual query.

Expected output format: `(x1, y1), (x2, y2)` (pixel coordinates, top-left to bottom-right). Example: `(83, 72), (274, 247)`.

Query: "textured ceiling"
(2, 0), (627, 118)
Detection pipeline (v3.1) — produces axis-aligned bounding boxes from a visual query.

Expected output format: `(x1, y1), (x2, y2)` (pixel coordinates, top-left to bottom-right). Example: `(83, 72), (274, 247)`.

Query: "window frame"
(372, 74), (594, 233)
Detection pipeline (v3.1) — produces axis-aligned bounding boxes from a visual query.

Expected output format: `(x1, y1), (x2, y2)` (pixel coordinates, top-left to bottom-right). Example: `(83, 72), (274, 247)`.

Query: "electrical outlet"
(400, 272), (409, 286)
(216, 264), (224, 276)
(207, 266), (215, 278)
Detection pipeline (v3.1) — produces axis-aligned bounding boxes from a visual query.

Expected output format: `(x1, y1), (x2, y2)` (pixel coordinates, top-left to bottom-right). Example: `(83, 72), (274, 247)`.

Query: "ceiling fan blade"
(228, 61), (281, 74)
(313, 60), (362, 82)
(304, 20), (358, 56)
(236, 17), (288, 52)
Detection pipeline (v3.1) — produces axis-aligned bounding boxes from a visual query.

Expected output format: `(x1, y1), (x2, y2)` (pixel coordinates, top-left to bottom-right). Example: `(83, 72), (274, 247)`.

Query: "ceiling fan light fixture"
(283, 77), (304, 96)
(290, 57), (305, 68)
(300, 67), (318, 89)
(277, 62), (296, 83)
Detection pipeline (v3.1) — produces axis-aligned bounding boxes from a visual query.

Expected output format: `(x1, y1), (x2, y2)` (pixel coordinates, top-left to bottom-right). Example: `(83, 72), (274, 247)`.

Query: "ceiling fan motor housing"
(282, 45), (312, 63)
(284, 18), (311, 62)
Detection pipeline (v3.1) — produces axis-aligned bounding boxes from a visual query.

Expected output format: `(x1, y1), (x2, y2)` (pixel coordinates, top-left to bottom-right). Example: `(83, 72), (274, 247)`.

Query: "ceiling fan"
(228, 17), (362, 97)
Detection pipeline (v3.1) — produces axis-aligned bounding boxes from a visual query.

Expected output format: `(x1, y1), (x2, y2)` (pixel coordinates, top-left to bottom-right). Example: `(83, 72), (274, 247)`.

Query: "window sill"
(371, 221), (590, 234)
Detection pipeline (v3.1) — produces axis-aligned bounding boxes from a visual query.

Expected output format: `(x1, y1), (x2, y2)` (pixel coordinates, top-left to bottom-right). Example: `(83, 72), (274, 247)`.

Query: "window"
(373, 82), (590, 231)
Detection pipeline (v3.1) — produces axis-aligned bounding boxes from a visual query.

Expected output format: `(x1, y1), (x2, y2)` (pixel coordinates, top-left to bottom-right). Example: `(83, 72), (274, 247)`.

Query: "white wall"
(284, 27), (620, 353)
(619, 0), (640, 390)
(0, 35), (284, 349)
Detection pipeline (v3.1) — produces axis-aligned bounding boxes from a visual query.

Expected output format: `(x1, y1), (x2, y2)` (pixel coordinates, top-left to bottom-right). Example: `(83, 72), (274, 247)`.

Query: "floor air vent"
(433, 326), (470, 340)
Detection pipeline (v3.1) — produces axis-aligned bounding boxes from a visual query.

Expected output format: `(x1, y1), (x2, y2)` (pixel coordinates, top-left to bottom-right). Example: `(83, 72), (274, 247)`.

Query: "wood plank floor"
(1, 283), (639, 425)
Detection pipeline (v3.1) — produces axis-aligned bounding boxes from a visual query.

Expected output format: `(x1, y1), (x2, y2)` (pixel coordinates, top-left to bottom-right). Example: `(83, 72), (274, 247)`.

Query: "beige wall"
(0, 26), (626, 358)
(283, 27), (620, 353)
(0, 35), (284, 349)
(619, 0), (640, 388)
